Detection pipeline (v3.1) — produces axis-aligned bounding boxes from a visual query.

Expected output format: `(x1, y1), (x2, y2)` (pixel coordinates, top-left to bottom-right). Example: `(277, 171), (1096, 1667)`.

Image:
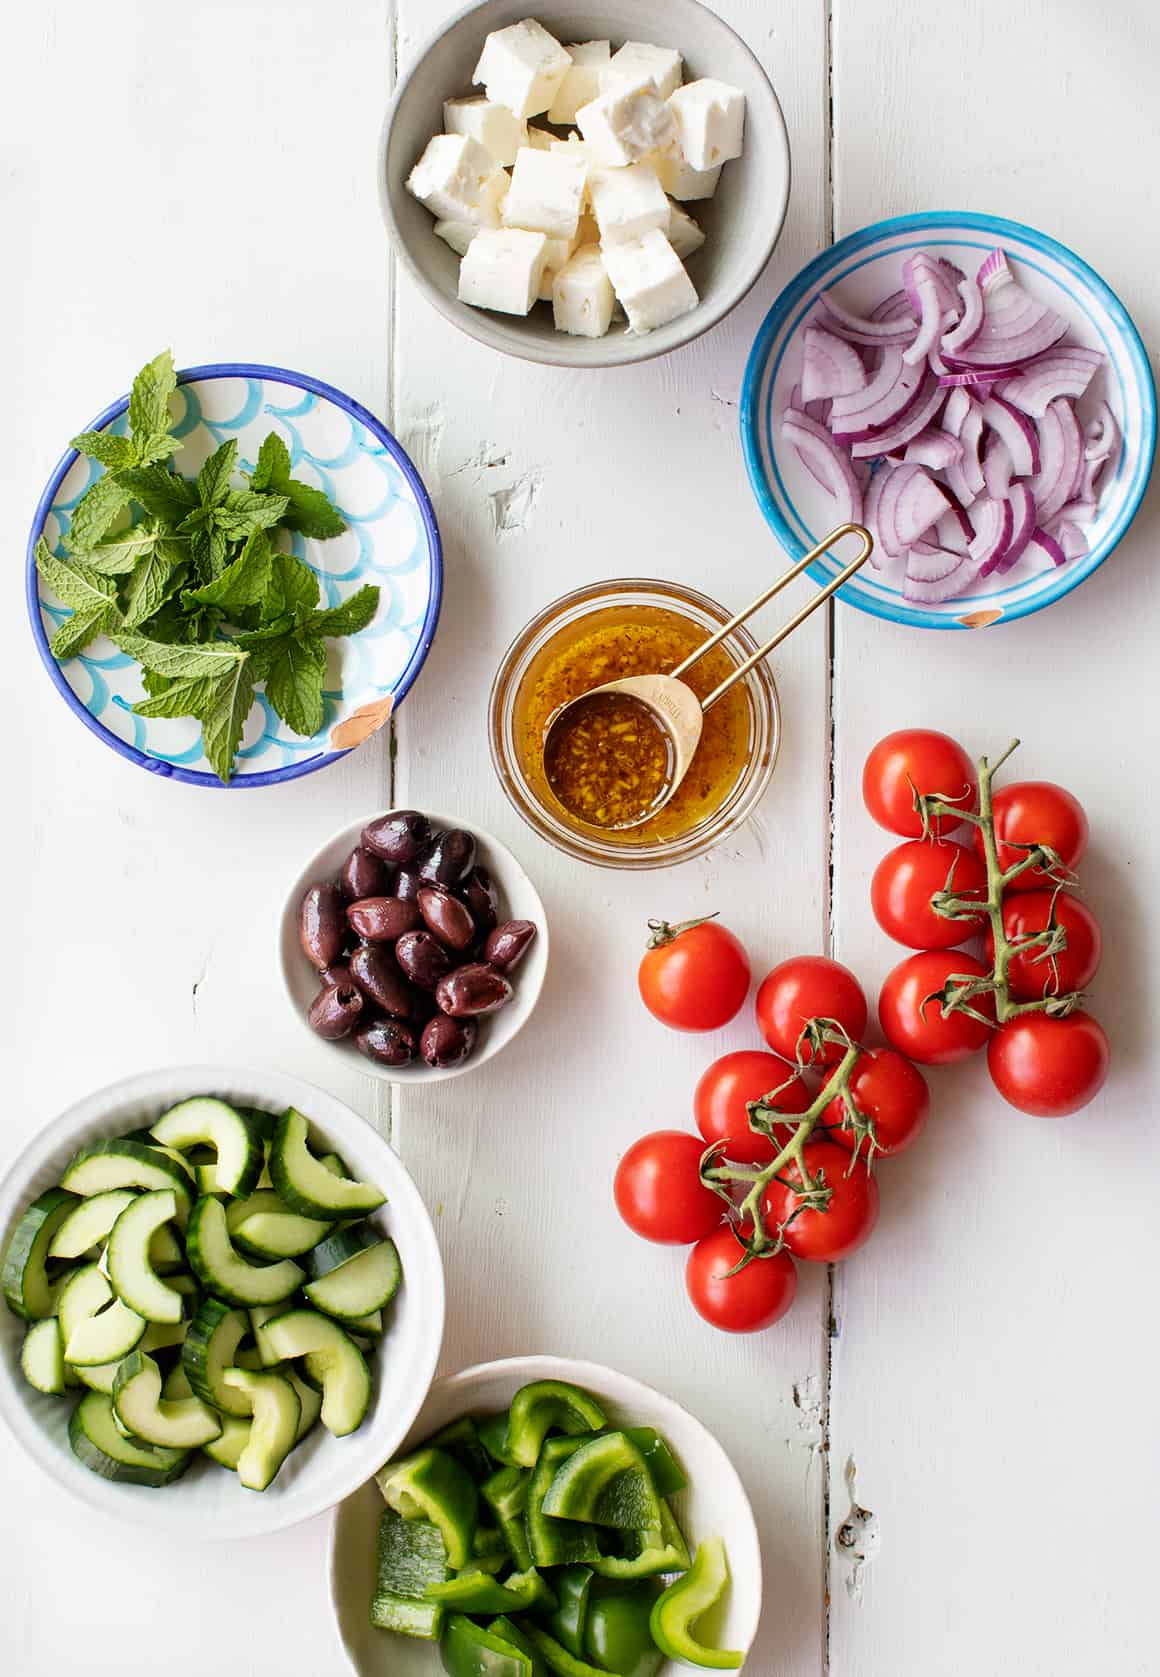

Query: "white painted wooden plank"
(829, 3), (1160, 1672)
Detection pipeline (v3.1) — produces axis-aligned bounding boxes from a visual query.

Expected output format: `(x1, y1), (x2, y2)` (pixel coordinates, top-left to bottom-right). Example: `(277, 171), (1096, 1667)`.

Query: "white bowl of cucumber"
(329, 1354), (763, 1675)
(0, 1064), (445, 1538)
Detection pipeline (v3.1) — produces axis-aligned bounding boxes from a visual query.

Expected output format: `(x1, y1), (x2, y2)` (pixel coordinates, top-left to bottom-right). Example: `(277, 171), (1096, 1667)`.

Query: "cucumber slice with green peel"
(47, 1189), (137, 1262)
(2, 1187), (80, 1319)
(345, 1308), (384, 1337)
(227, 1190), (333, 1260)
(195, 1165), (223, 1197)
(112, 1350), (221, 1448)
(151, 1097), (264, 1199)
(261, 1307), (372, 1437)
(60, 1141), (192, 1215)
(58, 1264), (147, 1366)
(304, 1238), (402, 1322)
(140, 1318), (189, 1355)
(220, 1367), (301, 1490)
(106, 1190), (186, 1324)
(203, 1413), (252, 1471)
(526, 1437), (602, 1569)
(70, 1358), (121, 1394)
(305, 1219), (382, 1281)
(69, 1390), (192, 1488)
(541, 1431), (662, 1530)
(236, 1105), (279, 1143)
(288, 1368), (323, 1444)
(21, 1317), (66, 1394)
(376, 1448), (479, 1570)
(162, 1363), (193, 1400)
(149, 1224), (184, 1274)
(249, 1300), (296, 1366)
(182, 1297), (252, 1417)
(185, 1197), (304, 1307)
(268, 1109), (385, 1220)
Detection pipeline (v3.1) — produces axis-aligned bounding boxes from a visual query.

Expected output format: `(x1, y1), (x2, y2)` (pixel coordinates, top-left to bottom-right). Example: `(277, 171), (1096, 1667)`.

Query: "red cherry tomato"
(761, 1142), (879, 1262)
(870, 839), (988, 950)
(638, 917), (750, 1033)
(613, 1130), (723, 1244)
(985, 891), (1102, 999)
(823, 1048), (930, 1156)
(987, 1011), (1109, 1117)
(694, 1051), (812, 1165)
(685, 1227), (797, 1332)
(979, 781), (1088, 889)
(755, 956), (868, 1067)
(863, 729), (977, 837)
(878, 950), (994, 1065)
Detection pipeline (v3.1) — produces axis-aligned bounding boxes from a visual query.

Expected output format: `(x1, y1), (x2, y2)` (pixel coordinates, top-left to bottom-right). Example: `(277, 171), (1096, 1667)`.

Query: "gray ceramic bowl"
(379, 0), (791, 367)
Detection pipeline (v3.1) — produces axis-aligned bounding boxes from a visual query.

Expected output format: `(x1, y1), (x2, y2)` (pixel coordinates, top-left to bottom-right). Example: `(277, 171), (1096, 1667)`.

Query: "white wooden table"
(4, 3), (1158, 1672)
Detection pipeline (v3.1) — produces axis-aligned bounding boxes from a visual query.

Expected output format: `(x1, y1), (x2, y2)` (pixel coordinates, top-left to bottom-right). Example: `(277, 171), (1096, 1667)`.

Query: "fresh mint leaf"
(216, 488), (288, 538)
(50, 606), (109, 660)
(112, 629), (246, 681)
(182, 529), (273, 614)
(132, 674), (218, 720)
(122, 538), (184, 628)
(127, 350), (177, 446)
(68, 473), (131, 550)
(249, 429), (346, 539)
(133, 431), (183, 467)
(197, 439), (238, 508)
(68, 526), (163, 574)
(35, 539), (120, 660)
(118, 465), (199, 528)
(264, 632), (326, 737)
(306, 585), (380, 638)
(262, 552), (319, 622)
(179, 511), (232, 581)
(198, 658), (255, 784)
(250, 431), (291, 493)
(70, 431), (136, 471)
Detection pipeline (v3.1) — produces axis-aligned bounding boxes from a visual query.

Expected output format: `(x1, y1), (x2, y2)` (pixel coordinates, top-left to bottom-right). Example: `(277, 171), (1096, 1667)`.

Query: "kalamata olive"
(459, 865), (499, 935)
(320, 962), (354, 989)
(435, 963), (513, 1018)
(420, 1014), (478, 1069)
(362, 810), (431, 865)
(308, 981), (364, 1040)
(395, 929), (453, 990)
(394, 867), (422, 902)
(418, 828), (476, 887)
(346, 896), (421, 942)
(354, 1017), (417, 1067)
(348, 945), (416, 1019)
(484, 919), (538, 972)
(299, 882), (346, 971)
(418, 886), (476, 953)
(340, 846), (391, 900)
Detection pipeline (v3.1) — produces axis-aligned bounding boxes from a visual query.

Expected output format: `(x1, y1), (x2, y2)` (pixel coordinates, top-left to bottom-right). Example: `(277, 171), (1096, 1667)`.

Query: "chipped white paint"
(488, 466), (543, 535)
(834, 1457), (880, 1603)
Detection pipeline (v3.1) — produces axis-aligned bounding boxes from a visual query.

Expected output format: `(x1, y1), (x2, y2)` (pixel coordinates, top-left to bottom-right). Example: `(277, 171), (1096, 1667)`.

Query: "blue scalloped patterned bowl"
(27, 364), (442, 786)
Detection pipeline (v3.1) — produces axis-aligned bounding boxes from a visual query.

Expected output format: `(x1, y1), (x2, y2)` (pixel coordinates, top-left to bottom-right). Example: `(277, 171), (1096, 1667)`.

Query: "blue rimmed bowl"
(27, 364), (442, 786)
(741, 211), (1156, 630)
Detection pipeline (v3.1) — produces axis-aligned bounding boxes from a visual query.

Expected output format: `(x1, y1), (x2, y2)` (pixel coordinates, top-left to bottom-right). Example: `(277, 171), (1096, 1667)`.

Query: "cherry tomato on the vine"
(870, 838), (988, 950)
(979, 781), (1088, 888)
(987, 1011), (1109, 1116)
(685, 1226), (797, 1332)
(694, 1050), (812, 1165)
(761, 1141), (879, 1262)
(755, 956), (868, 1066)
(638, 916), (750, 1033)
(986, 891), (1102, 999)
(863, 729), (977, 837)
(823, 1048), (930, 1156)
(878, 949), (994, 1065)
(614, 1131), (723, 1245)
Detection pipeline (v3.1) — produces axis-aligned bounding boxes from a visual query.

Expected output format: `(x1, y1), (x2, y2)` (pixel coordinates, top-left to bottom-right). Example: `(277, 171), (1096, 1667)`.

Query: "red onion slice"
(1085, 399), (1121, 463)
(873, 462), (951, 557)
(829, 353), (925, 438)
(1049, 519), (1089, 561)
(1031, 398), (1083, 524)
(980, 394), (1041, 476)
(936, 505), (974, 551)
(801, 324), (868, 402)
(998, 347), (1103, 417)
(904, 429), (963, 470)
(988, 482), (1037, 575)
(977, 249), (1010, 291)
(818, 288), (917, 346)
(953, 262), (1069, 368)
(851, 372), (945, 459)
(968, 495), (1014, 570)
(903, 254), (958, 366)
(781, 408), (864, 524)
(907, 539), (964, 582)
(983, 434), (1015, 500)
(942, 393), (985, 504)
(1027, 527), (1067, 567)
(902, 561), (973, 605)
(941, 277), (984, 356)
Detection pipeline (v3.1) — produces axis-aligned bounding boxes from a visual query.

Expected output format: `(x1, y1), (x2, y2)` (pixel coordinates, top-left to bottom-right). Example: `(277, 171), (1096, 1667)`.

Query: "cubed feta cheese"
(537, 231), (580, 301)
(650, 141), (722, 201)
(503, 147), (586, 238)
(442, 96), (527, 166)
(600, 229), (699, 333)
(458, 227), (548, 315)
(589, 162), (669, 245)
(552, 243), (615, 337)
(666, 200), (706, 260)
(434, 172), (508, 255)
(525, 125), (554, 150)
(407, 134), (508, 223)
(547, 40), (610, 124)
(602, 41), (684, 100)
(434, 220), (476, 257)
(472, 19), (572, 119)
(667, 77), (746, 170)
(576, 83), (676, 167)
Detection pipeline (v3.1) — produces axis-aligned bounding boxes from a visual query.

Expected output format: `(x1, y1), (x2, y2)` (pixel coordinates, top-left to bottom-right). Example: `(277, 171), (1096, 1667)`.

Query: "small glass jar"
(489, 578), (781, 870)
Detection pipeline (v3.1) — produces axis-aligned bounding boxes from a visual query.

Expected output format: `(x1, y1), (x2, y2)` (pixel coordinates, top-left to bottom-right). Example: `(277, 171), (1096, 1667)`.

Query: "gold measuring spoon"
(543, 523), (874, 831)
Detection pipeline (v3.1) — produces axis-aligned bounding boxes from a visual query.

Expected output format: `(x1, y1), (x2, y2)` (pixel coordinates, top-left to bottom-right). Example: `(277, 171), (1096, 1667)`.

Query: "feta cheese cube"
(458, 227), (548, 315)
(650, 141), (722, 201)
(666, 200), (706, 260)
(589, 161), (669, 245)
(407, 134), (508, 223)
(442, 96), (527, 166)
(547, 40), (610, 124)
(503, 147), (586, 238)
(537, 231), (580, 301)
(600, 229), (699, 333)
(434, 220), (476, 257)
(525, 125), (554, 150)
(576, 83), (676, 167)
(667, 78), (746, 170)
(552, 244), (615, 337)
(434, 172), (508, 256)
(602, 41), (684, 100)
(472, 19), (572, 119)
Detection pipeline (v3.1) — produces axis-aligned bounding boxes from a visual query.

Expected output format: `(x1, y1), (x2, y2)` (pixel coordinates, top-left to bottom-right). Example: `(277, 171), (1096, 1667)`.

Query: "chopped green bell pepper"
(584, 1583), (662, 1677)
(624, 1426), (687, 1497)
(429, 1414), (496, 1482)
(514, 1620), (610, 1677)
(591, 1501), (691, 1580)
(541, 1564), (594, 1658)
(441, 1612), (532, 1677)
(527, 1437), (602, 1568)
(370, 1506), (450, 1637)
(483, 1464), (534, 1571)
(649, 1535), (743, 1670)
(541, 1432), (662, 1531)
(506, 1380), (608, 1468)
(372, 1596), (445, 1639)
(488, 1618), (548, 1677)
(478, 1410), (520, 1467)
(377, 1447), (479, 1570)
(429, 1567), (557, 1616)
(474, 1522), (514, 1571)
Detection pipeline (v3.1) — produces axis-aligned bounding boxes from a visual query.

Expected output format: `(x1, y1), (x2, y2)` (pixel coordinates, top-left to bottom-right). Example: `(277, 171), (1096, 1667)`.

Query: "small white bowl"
(0, 1065), (445, 1539)
(329, 1353), (763, 1676)
(279, 811), (549, 1083)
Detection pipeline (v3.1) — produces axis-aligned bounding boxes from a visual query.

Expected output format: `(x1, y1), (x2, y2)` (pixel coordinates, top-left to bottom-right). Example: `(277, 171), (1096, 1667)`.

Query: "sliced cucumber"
(151, 1097), (264, 1198)
(21, 1317), (66, 1394)
(288, 1368), (323, 1444)
(150, 1223), (185, 1274)
(70, 1359), (120, 1394)
(305, 1220), (382, 1281)
(185, 1197), (304, 1307)
(58, 1263), (146, 1367)
(2, 1187), (79, 1318)
(261, 1307), (371, 1436)
(236, 1105), (278, 1143)
(195, 1164), (223, 1197)
(182, 1297), (251, 1417)
(249, 1300), (295, 1366)
(69, 1390), (192, 1487)
(346, 1308), (384, 1336)
(221, 1368), (301, 1491)
(60, 1141), (193, 1216)
(226, 1189), (333, 1259)
(162, 1363), (193, 1400)
(141, 1318), (190, 1354)
(203, 1413), (252, 1471)
(106, 1190), (186, 1324)
(112, 1350), (221, 1448)
(268, 1109), (385, 1220)
(305, 1237), (402, 1322)
(47, 1189), (137, 1261)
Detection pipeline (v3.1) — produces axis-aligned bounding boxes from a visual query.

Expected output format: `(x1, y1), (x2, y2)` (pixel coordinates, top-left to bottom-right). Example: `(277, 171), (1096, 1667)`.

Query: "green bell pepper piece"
(488, 1618), (548, 1677)
(506, 1380), (608, 1468)
(478, 1410), (520, 1466)
(370, 1506), (450, 1636)
(483, 1465), (534, 1571)
(513, 1620), (608, 1677)
(377, 1447), (479, 1570)
(648, 1535), (743, 1670)
(441, 1612), (533, 1677)
(475, 1522), (514, 1571)
(429, 1567), (557, 1615)
(372, 1596), (445, 1639)
(428, 1414), (496, 1482)
(590, 1501), (691, 1581)
(624, 1427), (687, 1497)
(584, 1583), (662, 1677)
(541, 1432), (662, 1531)
(542, 1564), (594, 1658)
(527, 1437), (602, 1568)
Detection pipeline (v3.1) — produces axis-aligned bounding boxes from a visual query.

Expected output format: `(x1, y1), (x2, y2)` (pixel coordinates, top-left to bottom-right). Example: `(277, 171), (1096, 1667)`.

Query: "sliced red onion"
(968, 495), (1014, 570)
(874, 462), (950, 556)
(936, 505), (974, 551)
(781, 408), (863, 524)
(829, 352), (924, 438)
(982, 434), (1015, 500)
(851, 372), (945, 458)
(980, 394), (1041, 475)
(997, 347), (1103, 417)
(977, 249), (1011, 291)
(1049, 519), (1089, 561)
(902, 563), (973, 605)
(1050, 496), (1097, 527)
(801, 324), (867, 402)
(1030, 397), (1083, 524)
(902, 253), (958, 366)
(954, 262), (1069, 368)
(907, 540), (964, 582)
(941, 277), (984, 356)
(1085, 399), (1121, 463)
(863, 465), (889, 568)
(871, 289), (917, 324)
(942, 393), (985, 504)
(989, 482), (1037, 574)
(904, 429), (963, 470)
(1027, 527), (1066, 567)
(818, 289), (917, 346)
